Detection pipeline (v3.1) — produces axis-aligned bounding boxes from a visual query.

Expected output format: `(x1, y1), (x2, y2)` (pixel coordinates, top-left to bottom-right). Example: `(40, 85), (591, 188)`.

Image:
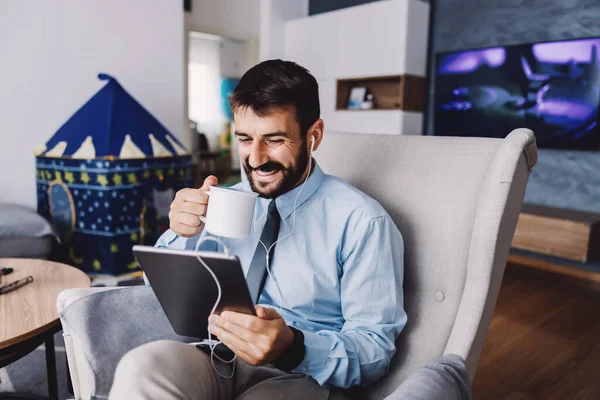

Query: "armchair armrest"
(57, 286), (195, 399)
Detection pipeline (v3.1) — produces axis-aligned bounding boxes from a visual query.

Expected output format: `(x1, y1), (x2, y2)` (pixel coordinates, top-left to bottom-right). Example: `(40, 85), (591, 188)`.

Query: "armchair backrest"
(314, 129), (537, 399)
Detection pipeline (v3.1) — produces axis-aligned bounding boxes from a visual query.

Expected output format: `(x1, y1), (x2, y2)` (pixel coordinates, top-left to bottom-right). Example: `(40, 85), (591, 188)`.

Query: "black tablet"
(132, 245), (256, 339)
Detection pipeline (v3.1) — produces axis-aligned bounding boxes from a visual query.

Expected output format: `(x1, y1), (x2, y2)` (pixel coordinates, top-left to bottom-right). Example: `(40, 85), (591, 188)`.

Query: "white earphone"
(310, 136), (315, 153)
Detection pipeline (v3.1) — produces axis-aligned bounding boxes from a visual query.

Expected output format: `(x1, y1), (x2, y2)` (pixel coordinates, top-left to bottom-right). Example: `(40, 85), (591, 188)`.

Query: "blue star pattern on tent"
(37, 156), (192, 275)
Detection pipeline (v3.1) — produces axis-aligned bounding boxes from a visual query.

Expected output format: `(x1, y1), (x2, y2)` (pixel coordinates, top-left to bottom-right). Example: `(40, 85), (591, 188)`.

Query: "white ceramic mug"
(199, 186), (258, 238)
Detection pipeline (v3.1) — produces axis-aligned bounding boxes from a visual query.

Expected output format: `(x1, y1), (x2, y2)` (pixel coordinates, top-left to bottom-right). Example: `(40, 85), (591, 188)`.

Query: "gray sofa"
(57, 128), (537, 399)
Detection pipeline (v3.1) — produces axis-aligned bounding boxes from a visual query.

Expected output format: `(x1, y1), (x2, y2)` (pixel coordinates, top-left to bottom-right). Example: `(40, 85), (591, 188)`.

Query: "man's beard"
(243, 144), (310, 199)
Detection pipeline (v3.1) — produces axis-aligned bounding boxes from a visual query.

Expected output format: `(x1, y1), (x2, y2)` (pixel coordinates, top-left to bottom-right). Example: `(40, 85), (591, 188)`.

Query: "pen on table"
(0, 276), (34, 295)
(1, 267), (14, 276)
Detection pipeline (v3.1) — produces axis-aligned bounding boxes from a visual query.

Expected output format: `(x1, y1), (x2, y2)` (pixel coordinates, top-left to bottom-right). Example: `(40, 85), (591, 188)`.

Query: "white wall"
(185, 0), (260, 71)
(0, 0), (184, 208)
(189, 34), (248, 76)
(186, 0), (261, 41)
(220, 39), (250, 78)
(259, 0), (309, 61)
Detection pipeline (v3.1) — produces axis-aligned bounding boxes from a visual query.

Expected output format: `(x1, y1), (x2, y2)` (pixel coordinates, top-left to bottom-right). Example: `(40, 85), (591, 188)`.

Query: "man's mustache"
(244, 160), (285, 173)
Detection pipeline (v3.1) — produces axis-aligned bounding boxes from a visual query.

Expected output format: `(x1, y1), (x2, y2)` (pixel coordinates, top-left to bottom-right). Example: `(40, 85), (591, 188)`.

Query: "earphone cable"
(193, 236), (237, 379)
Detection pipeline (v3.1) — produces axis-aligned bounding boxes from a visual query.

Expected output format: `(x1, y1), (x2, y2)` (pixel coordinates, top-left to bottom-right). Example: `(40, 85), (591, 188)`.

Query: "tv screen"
(434, 38), (600, 150)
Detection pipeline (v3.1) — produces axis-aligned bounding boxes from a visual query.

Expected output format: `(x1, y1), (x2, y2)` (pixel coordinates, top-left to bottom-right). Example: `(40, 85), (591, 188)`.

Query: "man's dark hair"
(229, 59), (320, 137)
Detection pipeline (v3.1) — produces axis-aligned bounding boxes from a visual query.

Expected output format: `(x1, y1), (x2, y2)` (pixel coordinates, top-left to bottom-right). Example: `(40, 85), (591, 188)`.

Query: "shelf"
(335, 75), (425, 112)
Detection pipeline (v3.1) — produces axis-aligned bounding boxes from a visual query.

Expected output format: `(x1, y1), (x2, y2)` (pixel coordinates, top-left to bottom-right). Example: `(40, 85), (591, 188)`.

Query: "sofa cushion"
(0, 204), (55, 238)
(0, 204), (55, 258)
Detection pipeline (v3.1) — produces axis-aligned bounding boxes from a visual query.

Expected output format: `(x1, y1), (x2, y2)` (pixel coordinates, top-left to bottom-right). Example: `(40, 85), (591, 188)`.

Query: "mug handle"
(198, 190), (210, 223)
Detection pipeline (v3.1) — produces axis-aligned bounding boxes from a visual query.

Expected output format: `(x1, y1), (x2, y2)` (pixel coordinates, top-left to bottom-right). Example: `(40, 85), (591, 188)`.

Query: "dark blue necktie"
(246, 200), (281, 304)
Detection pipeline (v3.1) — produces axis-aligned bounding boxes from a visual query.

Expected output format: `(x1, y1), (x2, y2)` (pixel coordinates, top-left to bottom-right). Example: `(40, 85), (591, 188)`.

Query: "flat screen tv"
(434, 37), (600, 150)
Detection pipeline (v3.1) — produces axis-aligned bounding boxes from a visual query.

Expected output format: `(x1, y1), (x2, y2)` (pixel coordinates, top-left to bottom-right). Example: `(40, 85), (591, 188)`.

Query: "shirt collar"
(252, 159), (325, 221)
(276, 159), (324, 220)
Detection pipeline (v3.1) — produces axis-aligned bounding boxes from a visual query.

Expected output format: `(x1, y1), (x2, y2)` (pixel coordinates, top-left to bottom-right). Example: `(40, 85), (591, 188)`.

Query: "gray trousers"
(108, 340), (355, 400)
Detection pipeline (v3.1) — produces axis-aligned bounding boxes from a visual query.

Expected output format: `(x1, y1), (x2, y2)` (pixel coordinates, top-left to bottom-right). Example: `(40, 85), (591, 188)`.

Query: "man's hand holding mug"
(169, 175), (258, 239)
(169, 176), (218, 238)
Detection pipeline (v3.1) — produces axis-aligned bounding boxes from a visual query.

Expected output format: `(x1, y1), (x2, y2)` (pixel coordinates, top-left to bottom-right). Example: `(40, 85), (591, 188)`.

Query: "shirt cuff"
(156, 229), (187, 249)
(290, 329), (332, 376)
(272, 327), (305, 372)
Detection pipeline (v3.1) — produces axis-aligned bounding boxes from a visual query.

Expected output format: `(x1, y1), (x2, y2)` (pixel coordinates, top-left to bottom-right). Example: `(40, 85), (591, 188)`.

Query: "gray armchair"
(57, 128), (537, 399)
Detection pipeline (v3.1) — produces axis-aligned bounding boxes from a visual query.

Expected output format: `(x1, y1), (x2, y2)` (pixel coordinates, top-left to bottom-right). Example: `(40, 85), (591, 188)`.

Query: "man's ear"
(307, 119), (324, 152)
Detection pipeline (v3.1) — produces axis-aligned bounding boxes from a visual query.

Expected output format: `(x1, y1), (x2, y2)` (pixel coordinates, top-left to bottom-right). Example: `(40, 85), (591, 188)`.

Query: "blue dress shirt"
(153, 161), (407, 388)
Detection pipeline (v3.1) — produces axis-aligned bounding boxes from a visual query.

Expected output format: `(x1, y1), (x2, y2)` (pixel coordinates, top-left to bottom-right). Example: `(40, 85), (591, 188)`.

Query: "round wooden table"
(0, 259), (90, 400)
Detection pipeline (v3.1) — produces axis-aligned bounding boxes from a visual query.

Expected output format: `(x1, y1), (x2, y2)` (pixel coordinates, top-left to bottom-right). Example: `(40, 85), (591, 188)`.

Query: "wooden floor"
(472, 263), (600, 400)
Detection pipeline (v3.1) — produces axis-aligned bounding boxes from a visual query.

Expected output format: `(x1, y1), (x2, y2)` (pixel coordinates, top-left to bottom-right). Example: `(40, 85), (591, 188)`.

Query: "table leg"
(44, 335), (58, 400)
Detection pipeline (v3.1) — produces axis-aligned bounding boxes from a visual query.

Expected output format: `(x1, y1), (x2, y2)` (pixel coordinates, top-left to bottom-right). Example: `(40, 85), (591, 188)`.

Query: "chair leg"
(66, 352), (73, 395)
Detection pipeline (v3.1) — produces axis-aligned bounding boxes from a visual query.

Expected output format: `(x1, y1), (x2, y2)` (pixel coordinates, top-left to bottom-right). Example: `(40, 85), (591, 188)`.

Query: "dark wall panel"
(309, 0), (385, 16)
(309, 0), (429, 15)
(433, 0), (599, 54)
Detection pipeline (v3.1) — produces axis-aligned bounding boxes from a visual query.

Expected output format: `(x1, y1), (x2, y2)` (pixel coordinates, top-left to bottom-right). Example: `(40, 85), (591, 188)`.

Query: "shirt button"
(434, 291), (445, 302)
(303, 367), (308, 371)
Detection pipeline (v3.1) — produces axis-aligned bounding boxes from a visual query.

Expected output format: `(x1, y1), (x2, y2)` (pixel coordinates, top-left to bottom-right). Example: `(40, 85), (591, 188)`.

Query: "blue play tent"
(36, 74), (192, 276)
